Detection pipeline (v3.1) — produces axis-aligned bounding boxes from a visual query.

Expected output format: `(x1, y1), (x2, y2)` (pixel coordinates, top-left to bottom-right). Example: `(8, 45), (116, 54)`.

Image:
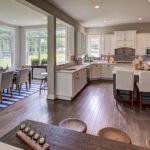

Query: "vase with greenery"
(0, 67), (6, 72)
(31, 58), (40, 65)
(41, 58), (47, 65)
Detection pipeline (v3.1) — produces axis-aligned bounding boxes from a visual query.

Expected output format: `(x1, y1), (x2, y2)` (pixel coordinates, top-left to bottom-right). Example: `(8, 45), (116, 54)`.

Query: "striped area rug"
(0, 83), (40, 110)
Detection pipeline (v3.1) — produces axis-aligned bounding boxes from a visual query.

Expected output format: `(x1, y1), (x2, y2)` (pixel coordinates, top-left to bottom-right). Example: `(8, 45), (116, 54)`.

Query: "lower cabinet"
(56, 68), (87, 100)
(90, 64), (114, 80)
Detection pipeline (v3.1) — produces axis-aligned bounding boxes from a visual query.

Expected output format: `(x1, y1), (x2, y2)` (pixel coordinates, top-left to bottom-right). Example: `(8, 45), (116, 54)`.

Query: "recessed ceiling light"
(94, 5), (100, 9)
(148, 0), (150, 2)
(104, 20), (107, 23)
(138, 17), (142, 20)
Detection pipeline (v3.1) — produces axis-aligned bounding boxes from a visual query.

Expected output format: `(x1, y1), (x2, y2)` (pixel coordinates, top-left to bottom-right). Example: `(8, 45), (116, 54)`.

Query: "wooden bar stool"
(59, 118), (87, 133)
(97, 127), (131, 144)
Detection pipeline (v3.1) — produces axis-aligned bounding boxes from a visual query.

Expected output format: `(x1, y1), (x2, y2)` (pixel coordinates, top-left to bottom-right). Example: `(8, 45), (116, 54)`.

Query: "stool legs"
(140, 92), (142, 110)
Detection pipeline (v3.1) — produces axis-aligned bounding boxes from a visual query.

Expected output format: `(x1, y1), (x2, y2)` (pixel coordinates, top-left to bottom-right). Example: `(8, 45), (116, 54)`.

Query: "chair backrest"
(16, 69), (29, 84)
(0, 71), (14, 91)
(22, 65), (31, 71)
(139, 71), (150, 92)
(116, 70), (134, 91)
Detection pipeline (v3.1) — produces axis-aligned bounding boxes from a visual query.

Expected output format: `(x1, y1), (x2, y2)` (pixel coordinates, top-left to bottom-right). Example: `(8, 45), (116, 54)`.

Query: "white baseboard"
(47, 94), (56, 100)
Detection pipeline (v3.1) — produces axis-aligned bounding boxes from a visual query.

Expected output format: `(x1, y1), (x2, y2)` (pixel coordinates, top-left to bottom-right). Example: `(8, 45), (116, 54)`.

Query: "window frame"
(0, 25), (15, 68)
(56, 27), (68, 64)
(25, 29), (47, 65)
(87, 35), (101, 58)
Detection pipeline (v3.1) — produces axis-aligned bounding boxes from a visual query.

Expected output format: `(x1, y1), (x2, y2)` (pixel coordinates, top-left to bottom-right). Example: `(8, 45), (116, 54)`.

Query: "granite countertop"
(56, 61), (116, 74)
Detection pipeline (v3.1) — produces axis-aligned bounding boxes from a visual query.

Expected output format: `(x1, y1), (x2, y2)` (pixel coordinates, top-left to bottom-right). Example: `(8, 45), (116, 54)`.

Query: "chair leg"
(10, 88), (13, 98)
(7, 88), (9, 94)
(25, 82), (28, 91)
(116, 90), (119, 102)
(0, 91), (2, 103)
(140, 92), (142, 110)
(3, 90), (4, 93)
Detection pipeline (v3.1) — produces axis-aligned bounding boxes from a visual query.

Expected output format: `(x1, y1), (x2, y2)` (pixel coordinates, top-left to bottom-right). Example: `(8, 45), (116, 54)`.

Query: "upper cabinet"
(76, 32), (86, 56)
(136, 33), (150, 55)
(103, 34), (115, 55)
(114, 30), (136, 49)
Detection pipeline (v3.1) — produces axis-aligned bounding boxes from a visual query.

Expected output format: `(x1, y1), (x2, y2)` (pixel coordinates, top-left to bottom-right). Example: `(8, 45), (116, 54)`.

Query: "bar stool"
(97, 127), (131, 144)
(40, 72), (47, 94)
(59, 118), (87, 133)
(116, 70), (134, 107)
(136, 71), (150, 110)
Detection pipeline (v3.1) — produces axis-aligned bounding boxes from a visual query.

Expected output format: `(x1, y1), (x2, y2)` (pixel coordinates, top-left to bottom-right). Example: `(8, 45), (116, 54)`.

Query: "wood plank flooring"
(0, 80), (150, 148)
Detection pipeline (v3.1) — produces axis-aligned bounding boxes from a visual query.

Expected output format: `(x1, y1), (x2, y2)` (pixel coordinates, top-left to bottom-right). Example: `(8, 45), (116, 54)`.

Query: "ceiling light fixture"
(148, 0), (150, 2)
(43, 17), (47, 20)
(94, 5), (100, 9)
(104, 20), (107, 23)
(138, 17), (142, 21)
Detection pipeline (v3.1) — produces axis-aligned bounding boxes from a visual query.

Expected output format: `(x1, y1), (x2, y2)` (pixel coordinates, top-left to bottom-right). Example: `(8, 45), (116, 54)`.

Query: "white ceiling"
(0, 0), (47, 26)
(49, 0), (150, 28)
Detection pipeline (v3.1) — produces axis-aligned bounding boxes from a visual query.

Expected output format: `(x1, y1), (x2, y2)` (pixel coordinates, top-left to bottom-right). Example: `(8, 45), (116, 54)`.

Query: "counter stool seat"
(97, 127), (131, 144)
(59, 118), (87, 133)
(146, 137), (150, 149)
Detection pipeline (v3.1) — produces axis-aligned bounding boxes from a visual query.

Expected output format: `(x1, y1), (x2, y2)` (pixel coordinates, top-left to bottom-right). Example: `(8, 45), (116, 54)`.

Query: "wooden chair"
(97, 127), (131, 144)
(13, 69), (29, 95)
(116, 70), (134, 107)
(136, 71), (150, 110)
(0, 71), (14, 103)
(59, 118), (87, 133)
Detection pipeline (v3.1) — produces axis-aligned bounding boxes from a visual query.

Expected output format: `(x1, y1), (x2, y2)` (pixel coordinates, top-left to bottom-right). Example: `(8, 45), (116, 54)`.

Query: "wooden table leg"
(10, 87), (13, 98)
(29, 72), (31, 89)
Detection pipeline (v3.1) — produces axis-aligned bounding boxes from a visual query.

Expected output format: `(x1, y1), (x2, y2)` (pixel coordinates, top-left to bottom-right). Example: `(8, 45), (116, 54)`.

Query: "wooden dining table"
(0, 120), (148, 150)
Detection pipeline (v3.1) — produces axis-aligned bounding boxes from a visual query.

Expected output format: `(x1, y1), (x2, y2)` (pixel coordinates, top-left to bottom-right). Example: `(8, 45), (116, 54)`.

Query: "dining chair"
(116, 70), (134, 107)
(137, 71), (150, 110)
(0, 71), (14, 103)
(13, 69), (29, 95)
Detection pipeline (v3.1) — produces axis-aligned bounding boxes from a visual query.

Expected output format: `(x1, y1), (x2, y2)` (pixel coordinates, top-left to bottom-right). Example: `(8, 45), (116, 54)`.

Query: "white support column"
(47, 15), (56, 100)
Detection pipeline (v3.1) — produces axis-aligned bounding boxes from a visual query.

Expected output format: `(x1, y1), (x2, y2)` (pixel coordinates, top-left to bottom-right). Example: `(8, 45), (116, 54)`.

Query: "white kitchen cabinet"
(76, 32), (86, 56)
(114, 30), (136, 49)
(56, 68), (87, 100)
(90, 64), (114, 80)
(104, 34), (115, 55)
(136, 33), (146, 55)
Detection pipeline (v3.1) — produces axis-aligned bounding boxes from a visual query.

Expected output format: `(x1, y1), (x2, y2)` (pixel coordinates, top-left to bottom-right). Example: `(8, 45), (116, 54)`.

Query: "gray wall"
(85, 23), (150, 34)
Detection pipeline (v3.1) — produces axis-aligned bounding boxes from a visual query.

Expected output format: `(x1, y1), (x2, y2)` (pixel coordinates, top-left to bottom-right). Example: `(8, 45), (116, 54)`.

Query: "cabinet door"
(116, 40), (125, 48)
(145, 33), (150, 47)
(73, 72), (80, 95)
(91, 64), (101, 79)
(125, 31), (135, 41)
(136, 33), (146, 55)
(125, 41), (135, 48)
(116, 31), (125, 40)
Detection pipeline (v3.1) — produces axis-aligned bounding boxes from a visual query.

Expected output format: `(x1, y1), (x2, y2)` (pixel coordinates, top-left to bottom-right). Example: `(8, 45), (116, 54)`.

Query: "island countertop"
(113, 66), (140, 76)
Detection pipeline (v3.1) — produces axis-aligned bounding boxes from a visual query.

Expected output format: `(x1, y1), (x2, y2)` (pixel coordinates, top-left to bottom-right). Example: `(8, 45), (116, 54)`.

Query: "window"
(26, 31), (47, 65)
(0, 27), (14, 68)
(56, 28), (67, 63)
(88, 35), (100, 57)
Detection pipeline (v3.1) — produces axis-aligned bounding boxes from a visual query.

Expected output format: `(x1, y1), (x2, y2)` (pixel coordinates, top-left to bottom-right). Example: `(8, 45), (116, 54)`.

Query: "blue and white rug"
(0, 83), (40, 110)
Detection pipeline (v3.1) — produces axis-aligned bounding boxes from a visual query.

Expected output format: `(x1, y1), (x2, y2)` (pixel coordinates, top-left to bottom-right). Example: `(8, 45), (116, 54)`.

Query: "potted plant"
(0, 67), (6, 72)
(41, 58), (47, 65)
(31, 58), (40, 66)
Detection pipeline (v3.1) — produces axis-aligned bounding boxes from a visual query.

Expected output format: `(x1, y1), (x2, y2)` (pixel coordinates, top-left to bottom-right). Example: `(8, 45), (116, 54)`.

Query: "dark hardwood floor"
(0, 80), (150, 148)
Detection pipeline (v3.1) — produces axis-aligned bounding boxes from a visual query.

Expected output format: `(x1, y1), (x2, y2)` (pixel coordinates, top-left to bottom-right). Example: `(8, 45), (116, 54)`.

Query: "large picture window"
(56, 28), (67, 63)
(88, 35), (100, 57)
(0, 27), (14, 68)
(26, 30), (47, 65)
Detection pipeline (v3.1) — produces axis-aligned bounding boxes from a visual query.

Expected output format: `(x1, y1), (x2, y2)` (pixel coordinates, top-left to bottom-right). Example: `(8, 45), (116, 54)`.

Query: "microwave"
(146, 48), (150, 55)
